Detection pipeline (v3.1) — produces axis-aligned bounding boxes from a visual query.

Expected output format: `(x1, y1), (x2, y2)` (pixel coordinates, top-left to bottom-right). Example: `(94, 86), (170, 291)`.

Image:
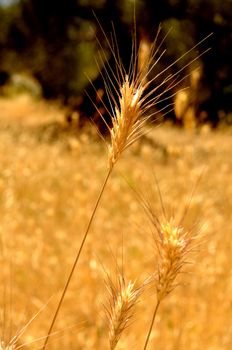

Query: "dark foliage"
(0, 0), (231, 126)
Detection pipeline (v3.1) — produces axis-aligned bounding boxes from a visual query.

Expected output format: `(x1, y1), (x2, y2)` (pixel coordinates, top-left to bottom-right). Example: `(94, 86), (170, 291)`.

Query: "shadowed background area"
(0, 0), (231, 128)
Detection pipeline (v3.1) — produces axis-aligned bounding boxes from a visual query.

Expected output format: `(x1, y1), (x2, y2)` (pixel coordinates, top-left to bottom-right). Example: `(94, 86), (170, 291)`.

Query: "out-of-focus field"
(0, 95), (231, 350)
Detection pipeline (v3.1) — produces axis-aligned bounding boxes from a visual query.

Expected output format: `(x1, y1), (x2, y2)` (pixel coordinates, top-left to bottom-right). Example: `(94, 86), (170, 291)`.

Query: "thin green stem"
(42, 168), (112, 350)
(143, 300), (161, 350)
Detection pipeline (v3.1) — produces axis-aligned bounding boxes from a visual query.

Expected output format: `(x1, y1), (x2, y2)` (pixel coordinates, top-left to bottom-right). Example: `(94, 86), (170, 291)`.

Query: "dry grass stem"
(105, 273), (142, 350)
(42, 169), (111, 350)
(42, 24), (168, 349)
(36, 21), (210, 350)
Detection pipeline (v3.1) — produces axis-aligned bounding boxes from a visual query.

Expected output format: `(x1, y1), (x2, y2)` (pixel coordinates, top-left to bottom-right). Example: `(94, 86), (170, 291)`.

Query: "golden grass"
(108, 75), (146, 169)
(141, 215), (200, 350)
(41, 35), (153, 342)
(0, 96), (232, 349)
(41, 24), (190, 347)
(105, 272), (142, 350)
(155, 219), (195, 302)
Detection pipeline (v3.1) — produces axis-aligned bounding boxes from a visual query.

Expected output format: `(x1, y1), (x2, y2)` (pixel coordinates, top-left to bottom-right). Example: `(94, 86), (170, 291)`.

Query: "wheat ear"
(143, 212), (198, 350)
(156, 219), (194, 301)
(104, 272), (142, 350)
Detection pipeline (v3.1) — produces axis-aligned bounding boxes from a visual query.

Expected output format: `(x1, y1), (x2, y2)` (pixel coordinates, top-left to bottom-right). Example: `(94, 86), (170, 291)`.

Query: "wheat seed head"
(137, 182), (199, 302)
(155, 218), (194, 301)
(108, 75), (145, 169)
(106, 34), (155, 170)
(94, 22), (177, 170)
(93, 20), (212, 170)
(104, 273), (142, 350)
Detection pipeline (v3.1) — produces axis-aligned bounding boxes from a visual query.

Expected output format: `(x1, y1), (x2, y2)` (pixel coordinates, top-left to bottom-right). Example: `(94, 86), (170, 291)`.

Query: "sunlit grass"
(0, 96), (231, 349)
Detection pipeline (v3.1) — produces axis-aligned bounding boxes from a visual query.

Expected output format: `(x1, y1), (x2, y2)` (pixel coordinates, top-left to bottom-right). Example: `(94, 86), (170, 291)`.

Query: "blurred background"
(0, 2), (232, 349)
(0, 0), (231, 128)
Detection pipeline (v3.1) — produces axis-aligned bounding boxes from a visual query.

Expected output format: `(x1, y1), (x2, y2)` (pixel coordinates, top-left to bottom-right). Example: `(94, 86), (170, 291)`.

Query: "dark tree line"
(0, 0), (231, 126)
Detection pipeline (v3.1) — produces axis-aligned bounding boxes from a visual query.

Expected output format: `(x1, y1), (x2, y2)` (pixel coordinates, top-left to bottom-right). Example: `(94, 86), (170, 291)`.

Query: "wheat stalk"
(42, 22), (211, 349)
(41, 25), (165, 350)
(142, 198), (199, 350)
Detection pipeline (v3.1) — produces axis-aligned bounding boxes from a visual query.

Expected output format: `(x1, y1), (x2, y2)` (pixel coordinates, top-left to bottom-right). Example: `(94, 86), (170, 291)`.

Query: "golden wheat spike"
(108, 75), (145, 169)
(105, 273), (142, 350)
(141, 187), (200, 350)
(155, 219), (193, 301)
(99, 26), (212, 169)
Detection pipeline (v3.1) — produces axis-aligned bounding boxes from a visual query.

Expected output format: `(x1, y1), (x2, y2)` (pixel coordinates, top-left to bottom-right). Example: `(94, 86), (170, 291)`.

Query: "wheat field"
(0, 95), (231, 349)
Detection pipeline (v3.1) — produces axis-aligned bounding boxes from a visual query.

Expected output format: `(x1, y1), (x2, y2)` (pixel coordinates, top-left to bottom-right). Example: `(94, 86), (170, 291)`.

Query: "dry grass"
(104, 272), (142, 350)
(0, 95), (232, 349)
(40, 25), (193, 348)
(40, 28), (163, 346)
